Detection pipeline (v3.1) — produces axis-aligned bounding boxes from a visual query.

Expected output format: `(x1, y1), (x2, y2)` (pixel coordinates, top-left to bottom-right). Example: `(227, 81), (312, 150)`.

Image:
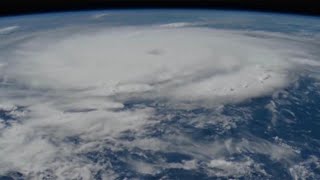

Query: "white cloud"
(207, 158), (265, 177)
(289, 156), (320, 180)
(92, 13), (111, 19)
(0, 26), (19, 35)
(0, 23), (318, 179)
(5, 27), (311, 102)
(158, 22), (201, 28)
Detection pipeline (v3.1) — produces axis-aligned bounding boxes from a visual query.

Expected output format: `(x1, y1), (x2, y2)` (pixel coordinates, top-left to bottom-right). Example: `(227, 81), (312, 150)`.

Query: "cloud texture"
(0, 14), (319, 179)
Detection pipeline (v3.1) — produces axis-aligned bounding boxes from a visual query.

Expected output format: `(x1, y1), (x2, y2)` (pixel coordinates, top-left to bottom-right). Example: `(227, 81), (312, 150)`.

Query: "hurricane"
(0, 10), (320, 179)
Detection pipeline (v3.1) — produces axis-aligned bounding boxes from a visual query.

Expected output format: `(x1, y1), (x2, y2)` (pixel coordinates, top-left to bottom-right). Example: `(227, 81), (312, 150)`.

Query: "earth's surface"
(0, 10), (320, 180)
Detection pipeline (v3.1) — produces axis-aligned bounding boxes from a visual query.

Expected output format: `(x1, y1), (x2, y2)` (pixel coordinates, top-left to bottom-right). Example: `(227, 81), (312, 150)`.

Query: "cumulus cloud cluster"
(0, 19), (319, 179)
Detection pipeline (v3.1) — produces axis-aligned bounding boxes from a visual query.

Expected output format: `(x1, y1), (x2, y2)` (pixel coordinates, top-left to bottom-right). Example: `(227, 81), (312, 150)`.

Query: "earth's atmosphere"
(0, 10), (320, 179)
